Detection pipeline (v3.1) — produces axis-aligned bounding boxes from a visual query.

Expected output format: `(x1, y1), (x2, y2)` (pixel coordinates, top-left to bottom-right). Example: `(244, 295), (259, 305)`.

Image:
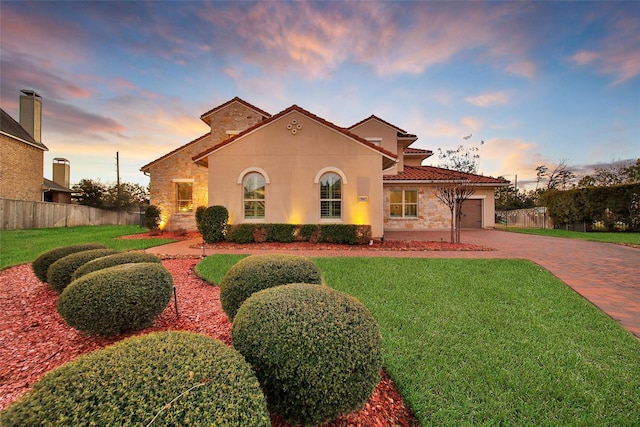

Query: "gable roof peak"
(200, 96), (271, 125)
(348, 114), (407, 134)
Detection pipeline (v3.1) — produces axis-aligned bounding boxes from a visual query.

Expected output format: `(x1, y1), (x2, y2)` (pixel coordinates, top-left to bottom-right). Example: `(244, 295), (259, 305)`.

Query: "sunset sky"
(1, 1), (638, 190)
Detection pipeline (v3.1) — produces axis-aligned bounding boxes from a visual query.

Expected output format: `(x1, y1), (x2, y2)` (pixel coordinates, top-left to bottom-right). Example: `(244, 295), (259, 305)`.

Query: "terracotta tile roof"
(200, 96), (271, 125)
(398, 132), (417, 139)
(192, 105), (398, 165)
(404, 147), (433, 155)
(0, 108), (48, 151)
(140, 133), (211, 172)
(384, 165), (509, 185)
(348, 114), (407, 134)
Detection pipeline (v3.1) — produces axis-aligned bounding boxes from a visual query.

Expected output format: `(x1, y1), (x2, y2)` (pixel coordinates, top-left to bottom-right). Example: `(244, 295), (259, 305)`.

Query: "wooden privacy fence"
(1, 198), (143, 230)
(495, 207), (553, 229)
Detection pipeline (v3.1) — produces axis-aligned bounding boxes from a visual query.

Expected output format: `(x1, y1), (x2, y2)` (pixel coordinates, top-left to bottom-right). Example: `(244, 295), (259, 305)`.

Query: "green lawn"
(501, 227), (640, 245)
(0, 225), (175, 270)
(199, 255), (640, 426)
(4, 229), (639, 425)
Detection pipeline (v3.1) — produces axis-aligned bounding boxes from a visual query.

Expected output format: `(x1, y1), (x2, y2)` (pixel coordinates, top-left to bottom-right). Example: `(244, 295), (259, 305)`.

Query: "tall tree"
(71, 179), (107, 208)
(535, 160), (576, 191)
(72, 179), (149, 210)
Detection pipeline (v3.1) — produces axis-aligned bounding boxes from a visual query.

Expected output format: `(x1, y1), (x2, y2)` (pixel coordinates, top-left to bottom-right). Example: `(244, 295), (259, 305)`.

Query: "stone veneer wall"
(146, 139), (210, 231)
(0, 134), (44, 201)
(383, 185), (452, 231)
(147, 102), (266, 231)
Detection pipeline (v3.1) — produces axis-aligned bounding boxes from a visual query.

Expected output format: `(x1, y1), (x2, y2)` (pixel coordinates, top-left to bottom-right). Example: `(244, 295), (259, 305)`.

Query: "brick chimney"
(53, 158), (70, 188)
(19, 89), (42, 143)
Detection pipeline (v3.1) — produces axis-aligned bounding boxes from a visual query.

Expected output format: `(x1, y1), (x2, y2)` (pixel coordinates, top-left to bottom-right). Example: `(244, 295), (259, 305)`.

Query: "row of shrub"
(1, 332), (270, 426)
(147, 204), (374, 244)
(31, 244), (171, 336)
(225, 223), (372, 245)
(213, 254), (383, 425)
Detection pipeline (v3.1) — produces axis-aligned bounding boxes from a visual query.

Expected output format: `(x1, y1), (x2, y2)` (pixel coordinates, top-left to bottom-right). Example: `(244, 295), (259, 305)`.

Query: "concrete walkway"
(147, 230), (640, 338)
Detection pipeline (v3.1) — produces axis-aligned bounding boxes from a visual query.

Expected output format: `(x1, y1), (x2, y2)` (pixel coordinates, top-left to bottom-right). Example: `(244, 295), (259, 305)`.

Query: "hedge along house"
(141, 97), (508, 238)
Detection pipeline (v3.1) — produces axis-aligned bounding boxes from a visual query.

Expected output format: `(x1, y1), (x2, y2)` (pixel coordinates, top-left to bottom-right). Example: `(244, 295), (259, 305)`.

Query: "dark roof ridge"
(348, 114), (408, 134)
(200, 96), (271, 124)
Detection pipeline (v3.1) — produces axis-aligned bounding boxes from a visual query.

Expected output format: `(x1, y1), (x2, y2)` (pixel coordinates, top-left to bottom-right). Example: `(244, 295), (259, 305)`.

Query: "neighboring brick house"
(1, 92), (48, 201)
(142, 97), (508, 237)
(1, 91), (73, 203)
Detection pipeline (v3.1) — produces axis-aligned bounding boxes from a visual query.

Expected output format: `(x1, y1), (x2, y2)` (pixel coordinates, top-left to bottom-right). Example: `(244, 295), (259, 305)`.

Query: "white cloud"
(465, 92), (510, 107)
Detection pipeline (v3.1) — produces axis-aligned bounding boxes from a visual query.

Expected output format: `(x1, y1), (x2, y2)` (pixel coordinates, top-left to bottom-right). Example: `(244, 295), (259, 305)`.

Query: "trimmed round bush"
(46, 248), (118, 293)
(220, 254), (323, 320)
(232, 283), (383, 425)
(32, 244), (107, 282)
(0, 331), (270, 426)
(198, 205), (228, 243)
(57, 262), (173, 336)
(144, 205), (162, 230)
(71, 251), (161, 281)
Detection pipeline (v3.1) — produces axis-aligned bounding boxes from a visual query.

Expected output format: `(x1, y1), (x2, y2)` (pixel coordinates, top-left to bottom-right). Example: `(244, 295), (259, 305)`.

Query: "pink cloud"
(202, 2), (540, 81)
(570, 13), (640, 85)
(1, 55), (92, 100)
(45, 100), (127, 136)
(1, 7), (89, 64)
(572, 50), (599, 66)
(506, 61), (537, 80)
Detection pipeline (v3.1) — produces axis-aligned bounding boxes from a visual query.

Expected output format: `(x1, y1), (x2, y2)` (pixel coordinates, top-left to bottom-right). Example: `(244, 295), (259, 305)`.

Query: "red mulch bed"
(0, 260), (419, 426)
(117, 231), (201, 241)
(121, 230), (491, 251)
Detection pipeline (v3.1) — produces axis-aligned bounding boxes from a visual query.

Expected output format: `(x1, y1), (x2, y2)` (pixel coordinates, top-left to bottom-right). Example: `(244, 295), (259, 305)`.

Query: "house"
(141, 97), (508, 238)
(0, 90), (73, 203)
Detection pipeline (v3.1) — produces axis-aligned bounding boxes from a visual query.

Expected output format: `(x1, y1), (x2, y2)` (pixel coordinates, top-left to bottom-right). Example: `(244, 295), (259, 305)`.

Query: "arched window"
(243, 172), (265, 219)
(319, 172), (342, 219)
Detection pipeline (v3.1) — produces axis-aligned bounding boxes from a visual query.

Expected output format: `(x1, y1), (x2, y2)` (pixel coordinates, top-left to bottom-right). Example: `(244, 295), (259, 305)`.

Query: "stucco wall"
(207, 111), (386, 238)
(0, 134), (44, 201)
(349, 120), (401, 174)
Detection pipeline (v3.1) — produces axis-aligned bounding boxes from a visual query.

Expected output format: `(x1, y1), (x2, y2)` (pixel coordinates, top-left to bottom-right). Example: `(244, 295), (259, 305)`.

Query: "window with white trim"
(243, 172), (265, 219)
(176, 182), (193, 212)
(320, 172), (342, 219)
(390, 190), (417, 218)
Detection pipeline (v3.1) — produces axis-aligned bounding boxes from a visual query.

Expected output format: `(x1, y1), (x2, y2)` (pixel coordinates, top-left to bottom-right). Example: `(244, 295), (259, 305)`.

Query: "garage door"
(460, 199), (482, 228)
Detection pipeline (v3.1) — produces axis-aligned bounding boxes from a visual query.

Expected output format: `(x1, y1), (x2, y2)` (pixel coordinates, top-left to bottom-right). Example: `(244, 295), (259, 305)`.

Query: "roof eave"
(0, 130), (49, 151)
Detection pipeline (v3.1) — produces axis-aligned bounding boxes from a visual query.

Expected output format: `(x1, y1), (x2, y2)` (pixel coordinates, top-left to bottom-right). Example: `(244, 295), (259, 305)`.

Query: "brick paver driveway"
(386, 230), (640, 338)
